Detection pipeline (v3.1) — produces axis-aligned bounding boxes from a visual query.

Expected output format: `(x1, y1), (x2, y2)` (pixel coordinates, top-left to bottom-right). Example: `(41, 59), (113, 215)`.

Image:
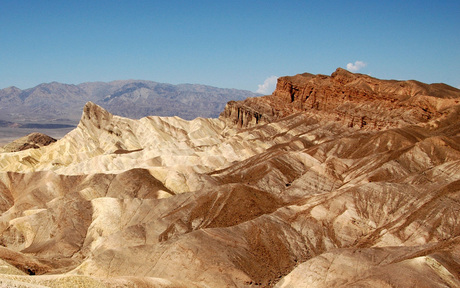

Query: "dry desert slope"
(0, 68), (459, 287)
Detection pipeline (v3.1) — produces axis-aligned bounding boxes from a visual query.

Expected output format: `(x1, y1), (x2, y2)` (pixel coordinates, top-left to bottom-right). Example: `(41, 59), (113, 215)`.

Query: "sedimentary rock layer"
(221, 68), (460, 130)
(0, 69), (459, 287)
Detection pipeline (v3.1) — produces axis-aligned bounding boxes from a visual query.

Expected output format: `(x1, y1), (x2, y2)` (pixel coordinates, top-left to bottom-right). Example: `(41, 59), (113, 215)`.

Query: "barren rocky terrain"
(0, 80), (258, 124)
(0, 68), (459, 287)
(0, 80), (259, 144)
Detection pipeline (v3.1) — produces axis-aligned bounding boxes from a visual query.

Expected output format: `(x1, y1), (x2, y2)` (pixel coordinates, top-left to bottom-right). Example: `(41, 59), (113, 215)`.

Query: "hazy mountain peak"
(0, 80), (259, 129)
(2, 86), (21, 93)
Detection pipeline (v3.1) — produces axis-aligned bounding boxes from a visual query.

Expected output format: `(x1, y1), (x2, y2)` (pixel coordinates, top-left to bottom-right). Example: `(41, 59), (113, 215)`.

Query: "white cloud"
(256, 76), (278, 94)
(346, 61), (367, 72)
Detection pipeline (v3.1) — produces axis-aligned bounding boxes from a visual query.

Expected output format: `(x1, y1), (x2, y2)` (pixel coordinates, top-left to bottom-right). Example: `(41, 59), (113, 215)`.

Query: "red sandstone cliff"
(221, 68), (460, 130)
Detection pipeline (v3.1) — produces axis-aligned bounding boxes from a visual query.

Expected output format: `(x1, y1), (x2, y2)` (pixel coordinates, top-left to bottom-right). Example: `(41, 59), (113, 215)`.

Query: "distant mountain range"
(0, 80), (260, 126)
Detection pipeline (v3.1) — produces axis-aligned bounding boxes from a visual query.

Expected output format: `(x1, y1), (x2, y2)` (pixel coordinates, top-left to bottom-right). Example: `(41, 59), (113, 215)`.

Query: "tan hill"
(0, 69), (459, 287)
(2, 133), (57, 153)
(0, 80), (259, 156)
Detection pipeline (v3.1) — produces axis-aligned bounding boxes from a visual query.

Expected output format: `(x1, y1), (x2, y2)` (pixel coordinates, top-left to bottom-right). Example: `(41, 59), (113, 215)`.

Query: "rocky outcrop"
(221, 68), (460, 129)
(220, 100), (272, 128)
(2, 133), (56, 152)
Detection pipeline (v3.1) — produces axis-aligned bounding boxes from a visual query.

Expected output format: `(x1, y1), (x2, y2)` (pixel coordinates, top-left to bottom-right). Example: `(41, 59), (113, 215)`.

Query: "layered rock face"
(0, 70), (459, 287)
(222, 68), (460, 129)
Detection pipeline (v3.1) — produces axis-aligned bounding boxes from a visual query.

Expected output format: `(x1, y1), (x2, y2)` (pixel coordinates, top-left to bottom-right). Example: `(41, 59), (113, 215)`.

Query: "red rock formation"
(221, 68), (460, 130)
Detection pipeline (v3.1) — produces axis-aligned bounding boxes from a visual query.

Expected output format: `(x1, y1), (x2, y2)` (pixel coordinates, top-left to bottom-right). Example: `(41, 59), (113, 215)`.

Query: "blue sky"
(1, 0), (459, 93)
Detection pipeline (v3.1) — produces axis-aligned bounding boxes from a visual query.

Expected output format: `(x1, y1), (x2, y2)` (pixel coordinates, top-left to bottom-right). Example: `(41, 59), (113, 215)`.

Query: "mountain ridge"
(221, 67), (460, 129)
(0, 69), (458, 287)
(0, 80), (260, 124)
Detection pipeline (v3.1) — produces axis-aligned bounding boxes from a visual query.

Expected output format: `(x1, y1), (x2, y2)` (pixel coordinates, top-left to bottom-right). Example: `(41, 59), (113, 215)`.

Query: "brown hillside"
(0, 69), (458, 287)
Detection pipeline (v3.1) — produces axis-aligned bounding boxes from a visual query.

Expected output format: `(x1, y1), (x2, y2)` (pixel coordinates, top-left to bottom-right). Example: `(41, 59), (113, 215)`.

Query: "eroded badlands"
(0, 69), (459, 287)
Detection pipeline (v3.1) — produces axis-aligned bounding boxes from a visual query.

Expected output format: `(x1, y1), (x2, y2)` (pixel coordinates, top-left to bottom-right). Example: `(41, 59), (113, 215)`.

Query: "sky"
(1, 0), (459, 93)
